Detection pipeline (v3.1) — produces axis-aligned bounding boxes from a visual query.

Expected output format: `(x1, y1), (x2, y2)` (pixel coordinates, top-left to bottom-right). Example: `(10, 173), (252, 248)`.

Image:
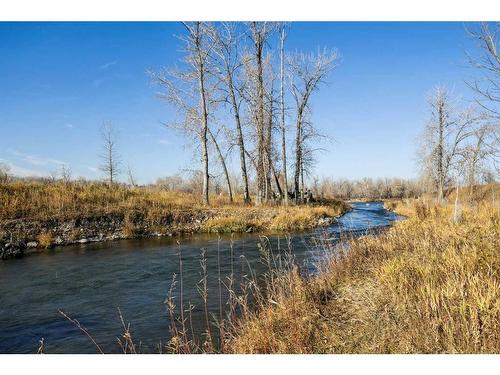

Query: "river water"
(0, 201), (401, 353)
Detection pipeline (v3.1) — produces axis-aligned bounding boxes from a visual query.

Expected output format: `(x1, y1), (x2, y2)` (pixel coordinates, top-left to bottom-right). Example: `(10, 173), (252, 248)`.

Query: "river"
(0, 201), (401, 353)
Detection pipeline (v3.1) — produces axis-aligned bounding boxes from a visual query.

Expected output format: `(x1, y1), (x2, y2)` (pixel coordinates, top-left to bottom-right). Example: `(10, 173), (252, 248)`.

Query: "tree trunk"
(271, 162), (283, 198)
(198, 42), (210, 206)
(294, 110), (303, 204)
(437, 103), (444, 203)
(228, 76), (250, 204)
(300, 158), (305, 202)
(108, 147), (113, 186)
(254, 24), (265, 205)
(280, 28), (289, 205)
(207, 127), (233, 203)
(265, 85), (274, 202)
(245, 149), (258, 171)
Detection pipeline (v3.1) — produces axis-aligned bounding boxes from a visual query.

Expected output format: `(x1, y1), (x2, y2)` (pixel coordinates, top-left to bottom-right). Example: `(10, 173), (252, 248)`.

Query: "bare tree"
(263, 54), (279, 201)
(126, 163), (137, 187)
(279, 25), (289, 205)
(0, 162), (10, 183)
(247, 22), (276, 204)
(418, 87), (477, 202)
(208, 23), (250, 203)
(60, 164), (72, 184)
(288, 48), (339, 202)
(99, 123), (121, 185)
(466, 22), (500, 119)
(458, 121), (499, 197)
(152, 22), (213, 205)
(466, 22), (500, 174)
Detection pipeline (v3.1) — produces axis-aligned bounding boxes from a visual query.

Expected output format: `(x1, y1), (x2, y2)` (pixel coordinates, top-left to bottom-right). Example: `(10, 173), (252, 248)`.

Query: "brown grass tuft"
(37, 231), (54, 249)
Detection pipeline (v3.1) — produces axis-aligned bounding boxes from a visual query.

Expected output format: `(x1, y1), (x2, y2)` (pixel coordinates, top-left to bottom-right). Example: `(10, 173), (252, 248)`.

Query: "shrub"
(37, 231), (54, 249)
(204, 216), (252, 233)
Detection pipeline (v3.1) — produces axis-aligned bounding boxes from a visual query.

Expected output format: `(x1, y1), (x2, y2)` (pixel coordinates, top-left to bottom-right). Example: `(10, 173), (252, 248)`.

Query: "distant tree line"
(311, 177), (426, 200)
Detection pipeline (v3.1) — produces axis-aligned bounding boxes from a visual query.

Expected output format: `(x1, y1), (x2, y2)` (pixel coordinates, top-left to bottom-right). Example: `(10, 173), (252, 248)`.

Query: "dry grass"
(44, 184), (498, 354)
(225, 197), (500, 353)
(269, 206), (345, 231)
(203, 202), (348, 233)
(446, 183), (500, 205)
(0, 181), (349, 249)
(204, 216), (254, 233)
(0, 180), (234, 221)
(37, 231), (54, 249)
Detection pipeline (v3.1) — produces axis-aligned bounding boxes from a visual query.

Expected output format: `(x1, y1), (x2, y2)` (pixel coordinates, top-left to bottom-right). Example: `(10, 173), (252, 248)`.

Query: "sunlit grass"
(203, 202), (348, 233)
(226, 196), (500, 353)
(0, 180), (249, 221)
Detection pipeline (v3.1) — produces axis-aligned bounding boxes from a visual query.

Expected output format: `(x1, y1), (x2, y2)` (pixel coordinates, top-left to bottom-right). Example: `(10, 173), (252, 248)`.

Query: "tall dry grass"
(0, 180), (233, 221)
(0, 181), (347, 236)
(224, 198), (500, 353)
(203, 204), (348, 233)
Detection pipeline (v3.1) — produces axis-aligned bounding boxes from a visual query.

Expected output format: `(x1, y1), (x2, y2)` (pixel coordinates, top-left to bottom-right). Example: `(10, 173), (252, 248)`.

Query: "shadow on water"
(0, 201), (402, 353)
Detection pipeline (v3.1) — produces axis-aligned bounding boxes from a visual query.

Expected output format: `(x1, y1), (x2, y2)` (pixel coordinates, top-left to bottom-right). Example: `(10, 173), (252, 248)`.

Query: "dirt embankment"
(0, 201), (349, 260)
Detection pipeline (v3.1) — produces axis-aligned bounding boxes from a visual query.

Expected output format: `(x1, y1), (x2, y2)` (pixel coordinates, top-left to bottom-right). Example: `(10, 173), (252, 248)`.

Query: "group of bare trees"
(152, 22), (338, 205)
(418, 23), (499, 201)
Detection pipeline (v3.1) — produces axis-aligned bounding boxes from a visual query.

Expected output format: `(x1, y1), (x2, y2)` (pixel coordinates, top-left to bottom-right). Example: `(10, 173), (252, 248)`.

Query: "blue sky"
(0, 22), (480, 183)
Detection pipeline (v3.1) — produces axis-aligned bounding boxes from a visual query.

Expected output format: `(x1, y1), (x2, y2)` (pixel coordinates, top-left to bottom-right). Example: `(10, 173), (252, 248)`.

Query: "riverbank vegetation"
(206, 194), (499, 353)
(0, 179), (233, 221)
(0, 179), (348, 256)
(204, 205), (346, 233)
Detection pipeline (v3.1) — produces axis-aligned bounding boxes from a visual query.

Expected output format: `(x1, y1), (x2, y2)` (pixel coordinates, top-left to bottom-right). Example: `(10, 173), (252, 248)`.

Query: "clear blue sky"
(0, 22), (480, 183)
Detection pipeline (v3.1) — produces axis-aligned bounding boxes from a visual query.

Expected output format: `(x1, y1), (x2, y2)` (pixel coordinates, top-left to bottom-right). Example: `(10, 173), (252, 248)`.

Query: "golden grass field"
(0, 181), (222, 221)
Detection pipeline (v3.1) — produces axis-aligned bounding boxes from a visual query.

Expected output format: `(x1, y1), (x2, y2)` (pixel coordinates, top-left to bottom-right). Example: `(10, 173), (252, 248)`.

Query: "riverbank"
(222, 196), (500, 353)
(0, 181), (349, 259)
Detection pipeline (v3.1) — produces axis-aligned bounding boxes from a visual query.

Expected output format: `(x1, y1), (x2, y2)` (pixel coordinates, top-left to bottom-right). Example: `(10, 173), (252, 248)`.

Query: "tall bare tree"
(208, 23), (250, 203)
(263, 55), (279, 201)
(288, 49), (339, 202)
(99, 123), (121, 185)
(247, 22), (275, 204)
(279, 25), (289, 205)
(418, 87), (476, 202)
(126, 163), (137, 187)
(152, 22), (213, 205)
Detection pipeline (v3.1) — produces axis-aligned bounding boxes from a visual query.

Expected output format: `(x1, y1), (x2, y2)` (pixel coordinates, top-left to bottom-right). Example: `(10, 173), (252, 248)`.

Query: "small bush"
(37, 231), (54, 249)
(204, 216), (252, 233)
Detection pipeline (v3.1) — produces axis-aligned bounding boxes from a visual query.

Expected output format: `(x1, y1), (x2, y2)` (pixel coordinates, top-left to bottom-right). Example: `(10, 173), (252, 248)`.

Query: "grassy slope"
(0, 181), (349, 243)
(226, 192), (500, 353)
